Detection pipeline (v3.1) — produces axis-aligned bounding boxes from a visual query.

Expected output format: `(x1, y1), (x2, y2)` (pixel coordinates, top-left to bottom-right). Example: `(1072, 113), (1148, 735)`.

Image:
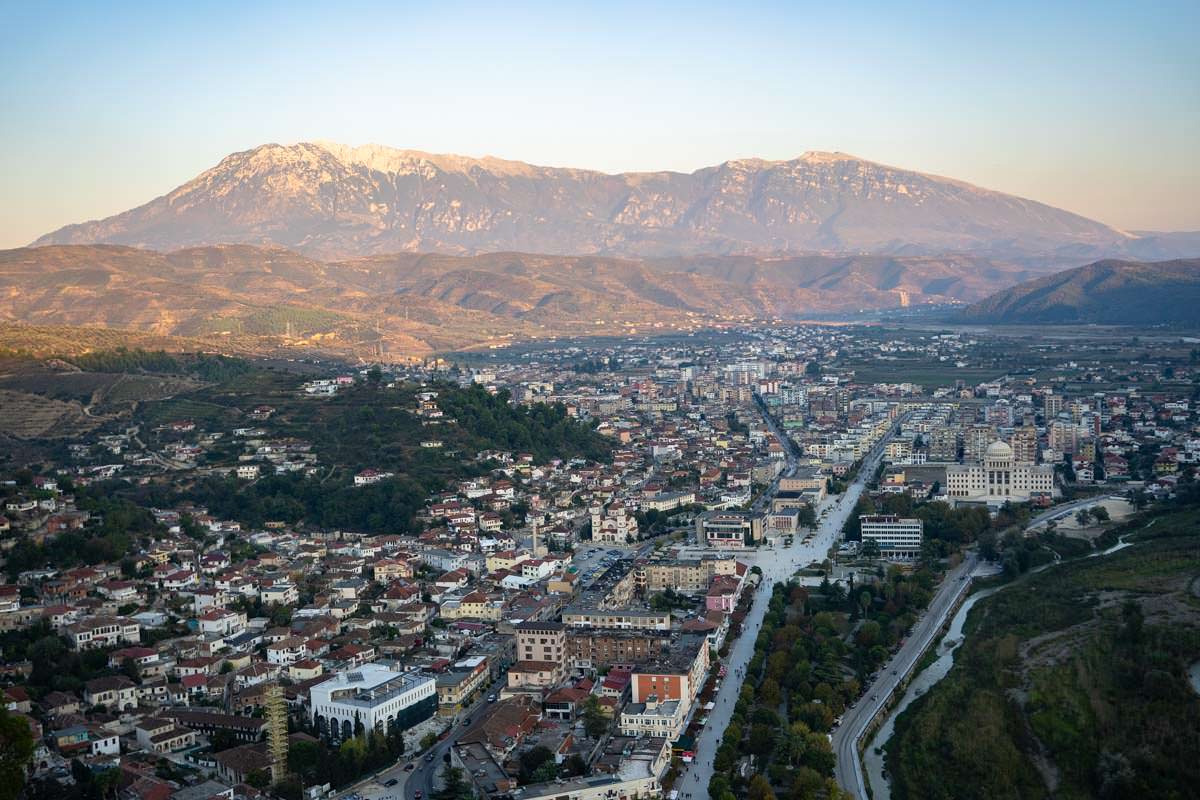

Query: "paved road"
(676, 416), (900, 796)
(1026, 494), (1124, 530)
(830, 552), (979, 798)
(400, 675), (511, 800)
(331, 675), (507, 800)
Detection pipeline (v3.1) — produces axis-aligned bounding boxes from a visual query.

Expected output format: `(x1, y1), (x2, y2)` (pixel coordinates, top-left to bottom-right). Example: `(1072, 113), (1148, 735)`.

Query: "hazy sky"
(2, 0), (1197, 248)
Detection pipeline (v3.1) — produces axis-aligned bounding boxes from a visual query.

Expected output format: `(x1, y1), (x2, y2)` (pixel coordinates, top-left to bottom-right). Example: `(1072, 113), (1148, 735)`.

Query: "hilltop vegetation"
(134, 377), (610, 534)
(887, 508), (1200, 800)
(959, 257), (1200, 325)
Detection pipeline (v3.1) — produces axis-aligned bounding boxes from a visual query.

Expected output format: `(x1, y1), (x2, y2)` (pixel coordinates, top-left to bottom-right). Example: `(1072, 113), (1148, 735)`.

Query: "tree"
(1092, 505), (1110, 522)
(1075, 508), (1092, 527)
(518, 746), (555, 784)
(0, 710), (34, 800)
(860, 538), (881, 560)
(582, 695), (608, 739)
(435, 765), (475, 800)
(245, 769), (271, 789)
(1060, 455), (1076, 483)
(747, 774), (777, 800)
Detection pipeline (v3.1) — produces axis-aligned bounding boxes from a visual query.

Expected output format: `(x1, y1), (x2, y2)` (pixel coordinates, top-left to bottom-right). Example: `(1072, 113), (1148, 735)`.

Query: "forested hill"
(125, 371), (612, 534)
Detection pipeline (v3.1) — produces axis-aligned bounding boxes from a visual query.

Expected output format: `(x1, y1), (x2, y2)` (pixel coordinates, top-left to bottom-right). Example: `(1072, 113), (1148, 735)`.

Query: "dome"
(985, 440), (1013, 459)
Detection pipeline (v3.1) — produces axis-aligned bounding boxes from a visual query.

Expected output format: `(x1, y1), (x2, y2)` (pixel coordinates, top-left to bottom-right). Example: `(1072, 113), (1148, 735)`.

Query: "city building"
(859, 515), (923, 560)
(945, 440), (1056, 507)
(309, 662), (436, 741)
(694, 510), (764, 548)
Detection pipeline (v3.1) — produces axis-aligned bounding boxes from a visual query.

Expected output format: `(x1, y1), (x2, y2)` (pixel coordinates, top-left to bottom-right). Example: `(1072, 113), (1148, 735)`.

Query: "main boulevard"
(675, 416), (899, 798)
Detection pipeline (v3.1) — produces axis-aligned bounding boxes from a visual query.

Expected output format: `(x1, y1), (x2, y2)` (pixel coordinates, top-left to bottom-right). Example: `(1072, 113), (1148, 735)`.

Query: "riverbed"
(862, 533), (1136, 799)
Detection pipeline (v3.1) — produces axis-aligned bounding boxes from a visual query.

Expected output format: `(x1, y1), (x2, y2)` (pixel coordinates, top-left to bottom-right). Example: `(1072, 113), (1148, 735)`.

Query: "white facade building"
(859, 515), (923, 560)
(309, 662), (437, 742)
(946, 440), (1055, 507)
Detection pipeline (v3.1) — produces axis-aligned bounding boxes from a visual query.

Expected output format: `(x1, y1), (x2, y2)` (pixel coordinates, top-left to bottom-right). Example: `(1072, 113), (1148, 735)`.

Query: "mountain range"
(33, 141), (1196, 263)
(960, 258), (1200, 325)
(1, 244), (1045, 358)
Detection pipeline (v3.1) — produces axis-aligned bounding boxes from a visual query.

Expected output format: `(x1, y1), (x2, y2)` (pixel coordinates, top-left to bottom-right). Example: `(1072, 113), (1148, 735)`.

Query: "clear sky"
(1, 0), (1197, 248)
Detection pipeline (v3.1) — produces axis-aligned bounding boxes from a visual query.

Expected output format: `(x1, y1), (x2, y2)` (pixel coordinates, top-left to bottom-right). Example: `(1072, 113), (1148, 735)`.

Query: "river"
(862, 532), (1137, 800)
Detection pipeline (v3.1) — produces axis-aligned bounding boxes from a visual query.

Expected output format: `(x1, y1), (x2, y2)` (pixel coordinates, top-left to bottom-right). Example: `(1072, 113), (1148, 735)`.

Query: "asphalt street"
(829, 552), (978, 798)
(675, 419), (899, 797)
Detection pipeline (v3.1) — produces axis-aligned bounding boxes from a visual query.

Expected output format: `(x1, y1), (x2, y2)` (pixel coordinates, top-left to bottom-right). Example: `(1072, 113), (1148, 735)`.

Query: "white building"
(946, 440), (1056, 507)
(619, 696), (687, 739)
(309, 662), (437, 742)
(67, 616), (141, 650)
(859, 515), (923, 560)
(590, 504), (639, 543)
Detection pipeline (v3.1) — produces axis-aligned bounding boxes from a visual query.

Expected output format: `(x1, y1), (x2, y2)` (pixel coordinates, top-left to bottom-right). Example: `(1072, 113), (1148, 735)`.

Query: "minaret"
(265, 682), (288, 784)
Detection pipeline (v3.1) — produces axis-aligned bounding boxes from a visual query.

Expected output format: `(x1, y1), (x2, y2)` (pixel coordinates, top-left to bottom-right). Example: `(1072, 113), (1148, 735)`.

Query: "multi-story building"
(561, 607), (672, 632)
(514, 621), (565, 663)
(634, 557), (740, 596)
(566, 629), (671, 670)
(946, 440), (1056, 507)
(963, 424), (998, 464)
(435, 656), (490, 714)
(630, 634), (708, 709)
(928, 426), (960, 461)
(1009, 425), (1039, 464)
(310, 663), (437, 742)
(67, 616), (141, 650)
(1049, 420), (1081, 455)
(620, 696), (687, 739)
(84, 676), (139, 711)
(694, 510), (764, 548)
(1043, 392), (1063, 419)
(508, 621), (568, 690)
(859, 515), (923, 560)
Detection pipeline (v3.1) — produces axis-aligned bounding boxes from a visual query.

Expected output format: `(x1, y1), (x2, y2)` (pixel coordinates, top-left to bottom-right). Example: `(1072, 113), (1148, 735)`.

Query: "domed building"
(945, 439), (1055, 507)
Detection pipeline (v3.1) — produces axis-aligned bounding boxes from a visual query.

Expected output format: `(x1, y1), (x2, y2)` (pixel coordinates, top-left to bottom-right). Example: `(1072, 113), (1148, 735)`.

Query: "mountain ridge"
(3, 243), (1037, 358)
(34, 141), (1159, 262)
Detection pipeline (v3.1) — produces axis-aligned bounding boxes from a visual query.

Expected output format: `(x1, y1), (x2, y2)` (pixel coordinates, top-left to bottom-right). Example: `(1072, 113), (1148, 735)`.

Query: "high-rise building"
(963, 423), (997, 464)
(928, 426), (960, 461)
(1009, 426), (1039, 464)
(1043, 391), (1063, 419)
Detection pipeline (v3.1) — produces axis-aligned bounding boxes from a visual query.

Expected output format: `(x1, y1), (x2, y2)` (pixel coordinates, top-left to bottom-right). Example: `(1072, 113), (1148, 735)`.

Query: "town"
(0, 323), (1197, 800)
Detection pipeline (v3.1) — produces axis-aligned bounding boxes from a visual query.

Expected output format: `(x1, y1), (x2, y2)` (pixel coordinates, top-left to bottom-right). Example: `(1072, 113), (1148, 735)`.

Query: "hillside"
(960, 258), (1200, 324)
(33, 142), (1142, 262)
(1, 244), (1038, 358)
(887, 511), (1200, 799)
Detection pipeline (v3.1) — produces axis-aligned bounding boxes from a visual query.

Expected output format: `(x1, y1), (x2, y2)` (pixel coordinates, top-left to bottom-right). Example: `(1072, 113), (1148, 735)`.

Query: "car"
(424, 752), (435, 762)
(414, 791), (423, 800)
(462, 716), (471, 725)
(487, 694), (497, 702)
(404, 763), (416, 771)
(385, 778), (399, 787)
